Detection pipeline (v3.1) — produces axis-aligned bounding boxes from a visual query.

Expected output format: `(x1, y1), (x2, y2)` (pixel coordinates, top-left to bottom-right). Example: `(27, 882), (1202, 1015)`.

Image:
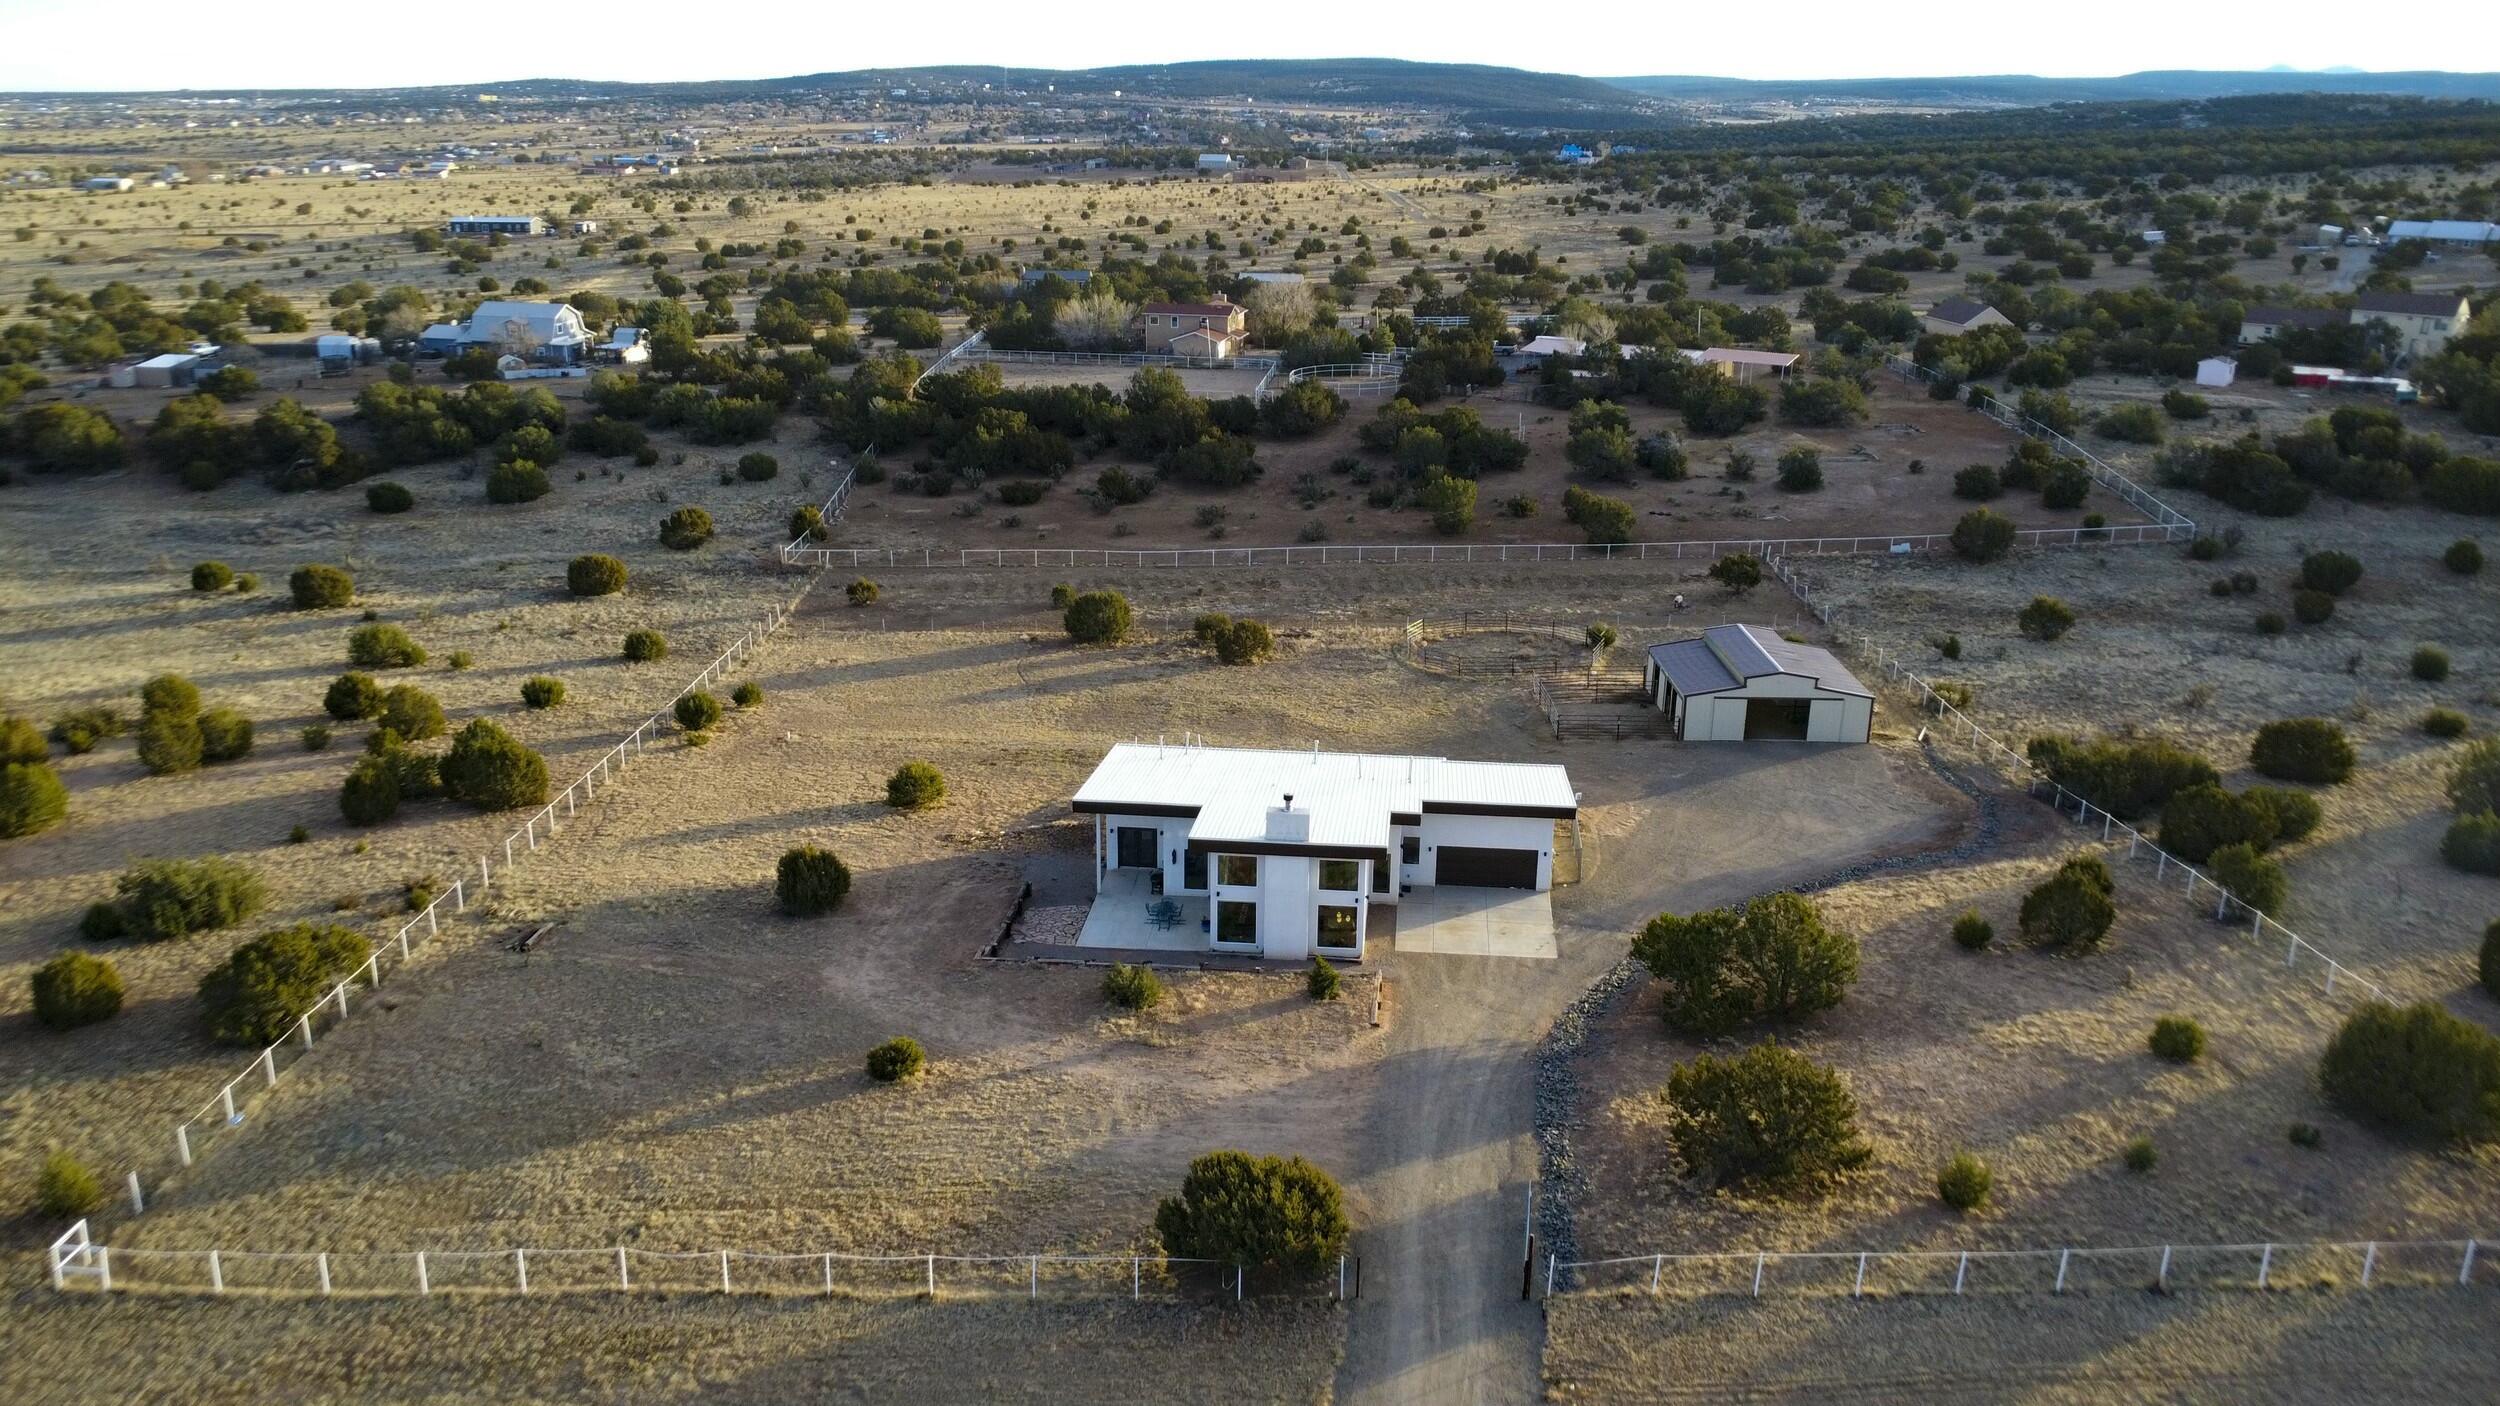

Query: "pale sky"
(1, 0), (2494, 93)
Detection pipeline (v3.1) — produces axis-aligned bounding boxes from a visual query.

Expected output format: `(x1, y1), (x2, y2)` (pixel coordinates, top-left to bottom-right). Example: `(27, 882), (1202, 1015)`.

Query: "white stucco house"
(1645, 625), (1873, 743)
(1070, 742), (1577, 961)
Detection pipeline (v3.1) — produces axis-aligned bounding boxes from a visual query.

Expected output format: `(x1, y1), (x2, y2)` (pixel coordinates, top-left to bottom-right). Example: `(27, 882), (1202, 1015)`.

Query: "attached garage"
(1434, 845), (1540, 889)
(1644, 624), (1873, 745)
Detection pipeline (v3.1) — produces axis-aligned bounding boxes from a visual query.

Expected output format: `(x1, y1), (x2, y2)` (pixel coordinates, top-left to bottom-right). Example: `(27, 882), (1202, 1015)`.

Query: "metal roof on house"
(2244, 305), (2345, 328)
(1518, 335), (1587, 357)
(1696, 347), (1800, 368)
(1926, 297), (1997, 326)
(2353, 291), (2467, 318)
(1140, 301), (1239, 318)
(1071, 743), (1575, 856)
(2386, 219), (2500, 244)
(1646, 624), (1872, 699)
(462, 300), (588, 343)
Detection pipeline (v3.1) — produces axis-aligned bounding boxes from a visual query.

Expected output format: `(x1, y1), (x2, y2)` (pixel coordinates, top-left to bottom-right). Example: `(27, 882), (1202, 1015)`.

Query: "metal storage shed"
(1644, 625), (1873, 743)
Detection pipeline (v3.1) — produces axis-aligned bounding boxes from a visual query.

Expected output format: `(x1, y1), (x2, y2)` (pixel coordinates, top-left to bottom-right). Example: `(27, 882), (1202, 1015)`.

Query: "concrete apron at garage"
(1391, 886), (1557, 959)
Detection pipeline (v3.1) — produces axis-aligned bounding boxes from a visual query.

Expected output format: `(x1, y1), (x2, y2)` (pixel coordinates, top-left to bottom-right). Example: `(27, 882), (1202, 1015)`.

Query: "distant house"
(416, 323), (465, 357)
(1136, 297), (1246, 357)
(2239, 305), (2346, 344)
(2384, 219), (2500, 247)
(457, 300), (590, 363)
(571, 220), (598, 235)
(1683, 347), (1801, 383)
(1516, 334), (1587, 359)
(1018, 267), (1093, 289)
(1644, 625), (1873, 744)
(1921, 297), (2013, 338)
(81, 176), (134, 193)
(2195, 356), (2237, 388)
(1194, 153), (1235, 172)
(2351, 290), (2472, 362)
(597, 327), (650, 365)
(1239, 270), (1306, 285)
(445, 215), (541, 238)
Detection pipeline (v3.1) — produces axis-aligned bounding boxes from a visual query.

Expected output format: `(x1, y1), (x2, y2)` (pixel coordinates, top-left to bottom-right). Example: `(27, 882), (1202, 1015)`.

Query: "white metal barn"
(1070, 742), (1576, 961)
(1644, 625), (1873, 743)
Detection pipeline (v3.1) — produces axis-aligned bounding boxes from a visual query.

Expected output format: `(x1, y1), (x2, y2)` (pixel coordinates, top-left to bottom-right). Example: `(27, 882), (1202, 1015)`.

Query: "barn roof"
(1647, 625), (1871, 699)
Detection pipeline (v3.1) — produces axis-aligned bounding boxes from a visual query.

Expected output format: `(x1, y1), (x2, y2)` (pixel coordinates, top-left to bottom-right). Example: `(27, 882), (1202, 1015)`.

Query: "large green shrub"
(47, 706), (125, 755)
(2158, 784), (2300, 863)
(2018, 855), (2117, 953)
(2026, 734), (2218, 819)
(2249, 718), (2355, 784)
(0, 717), (44, 766)
(788, 505), (827, 542)
(1102, 962), (1164, 1010)
(2442, 811), (2500, 876)
(135, 714), (204, 776)
(323, 671), (383, 721)
(1214, 618), (1276, 665)
(2444, 539), (2484, 576)
(190, 560), (234, 592)
(658, 505), (715, 550)
(2451, 739), (2500, 816)
(674, 690), (723, 733)
(1950, 908), (1994, 951)
(731, 681), (763, 709)
(622, 628), (667, 662)
(104, 856), (268, 941)
(375, 684), (445, 741)
(196, 707), (253, 763)
(2481, 919), (2500, 1001)
(31, 951), (124, 1029)
(846, 577), (880, 607)
(2017, 595), (2076, 641)
(737, 452), (780, 481)
(2298, 550), (2363, 597)
(289, 563), (355, 609)
(885, 760), (946, 810)
(196, 922), (368, 1047)
(2413, 646), (2452, 683)
(0, 762), (69, 838)
(1949, 507), (2018, 563)
(339, 753), (402, 825)
(1661, 1043), (1872, 1193)
(1707, 553), (1763, 592)
(347, 623), (426, 669)
(140, 674), (201, 719)
(1064, 590), (1134, 645)
(2318, 1000), (2500, 1145)
(485, 459), (551, 504)
(776, 846), (852, 916)
(1935, 1151), (1993, 1212)
(37, 1151), (104, 1217)
(2209, 842), (2287, 916)
(2291, 588), (2336, 625)
(521, 676), (567, 709)
(2148, 1015), (2208, 1062)
(566, 553), (627, 597)
(1154, 1150), (1350, 1280)
(864, 1036), (926, 1082)
(1632, 892), (1860, 1036)
(438, 719), (549, 811)
(365, 481), (414, 514)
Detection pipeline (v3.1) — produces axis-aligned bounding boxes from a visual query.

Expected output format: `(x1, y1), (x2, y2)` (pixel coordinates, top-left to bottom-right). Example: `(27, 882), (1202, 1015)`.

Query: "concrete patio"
(1390, 886), (1557, 959)
(1075, 869), (1209, 952)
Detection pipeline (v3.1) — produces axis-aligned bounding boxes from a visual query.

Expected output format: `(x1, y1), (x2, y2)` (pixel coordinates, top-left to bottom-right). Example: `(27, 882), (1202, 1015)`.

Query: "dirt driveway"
(1332, 738), (1966, 1405)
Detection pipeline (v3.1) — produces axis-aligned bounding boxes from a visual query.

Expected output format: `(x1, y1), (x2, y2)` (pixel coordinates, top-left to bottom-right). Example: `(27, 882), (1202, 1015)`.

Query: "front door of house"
(1116, 826), (1158, 870)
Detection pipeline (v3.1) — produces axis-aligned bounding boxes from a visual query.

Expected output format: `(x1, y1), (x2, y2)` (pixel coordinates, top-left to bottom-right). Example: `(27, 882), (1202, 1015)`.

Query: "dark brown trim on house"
(1187, 838), (1395, 865)
(1389, 811), (1423, 827)
(1419, 801), (1579, 820)
(1072, 801), (1201, 818)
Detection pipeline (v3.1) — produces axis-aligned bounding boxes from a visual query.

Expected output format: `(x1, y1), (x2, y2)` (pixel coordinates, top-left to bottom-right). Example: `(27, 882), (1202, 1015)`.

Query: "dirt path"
(1333, 937), (1622, 1405)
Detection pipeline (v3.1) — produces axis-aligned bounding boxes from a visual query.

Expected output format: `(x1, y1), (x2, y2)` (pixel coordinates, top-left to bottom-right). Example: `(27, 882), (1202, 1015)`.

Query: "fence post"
(2257, 1243), (2272, 1289)
(516, 1248), (528, 1294)
(454, 878), (466, 913)
(1852, 1252), (1868, 1298)
(176, 1123), (192, 1167)
(97, 1246), (110, 1293)
(2054, 1249), (2070, 1294)
(721, 1250), (732, 1294)
(317, 1252), (332, 1296)
(1953, 1252), (1967, 1295)
(2157, 1245), (2171, 1289)
(820, 1253), (833, 1295)
(2361, 1241), (2376, 1287)
(1030, 1256), (1039, 1299)
(260, 1048), (277, 1087)
(126, 1170), (144, 1215)
(618, 1246), (631, 1290)
(1651, 1254), (1664, 1293)
(1136, 1257), (1143, 1300)
(926, 1253), (935, 1299)
(417, 1251), (429, 1295)
(297, 1013), (313, 1049)
(2464, 1239), (2480, 1286)
(209, 1249), (223, 1294)
(1751, 1253), (1765, 1296)
(1237, 1264), (1245, 1303)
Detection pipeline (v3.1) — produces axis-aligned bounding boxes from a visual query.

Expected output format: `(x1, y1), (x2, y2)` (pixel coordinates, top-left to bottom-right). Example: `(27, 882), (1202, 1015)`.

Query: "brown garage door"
(1436, 846), (1538, 889)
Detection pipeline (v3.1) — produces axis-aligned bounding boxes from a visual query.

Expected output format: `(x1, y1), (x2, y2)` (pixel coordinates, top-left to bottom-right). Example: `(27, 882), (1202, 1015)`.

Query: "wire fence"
(45, 1221), (1355, 1304)
(1766, 554), (2387, 1006)
(66, 485), (851, 1234)
(1882, 353), (2198, 535)
(1546, 1236), (2490, 1299)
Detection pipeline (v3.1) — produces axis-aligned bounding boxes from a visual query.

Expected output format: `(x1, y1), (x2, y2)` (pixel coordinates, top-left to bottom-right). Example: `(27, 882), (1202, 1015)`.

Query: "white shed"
(1644, 625), (1873, 743)
(2195, 356), (2237, 387)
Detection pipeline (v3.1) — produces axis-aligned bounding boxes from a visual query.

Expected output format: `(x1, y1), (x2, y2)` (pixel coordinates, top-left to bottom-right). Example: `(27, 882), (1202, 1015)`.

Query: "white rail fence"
(1546, 1236), (2489, 1299)
(781, 452), (863, 556)
(909, 329), (987, 393)
(46, 1221), (1352, 1304)
(1767, 554), (2387, 1006)
(1882, 352), (2198, 537)
(774, 526), (2181, 573)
